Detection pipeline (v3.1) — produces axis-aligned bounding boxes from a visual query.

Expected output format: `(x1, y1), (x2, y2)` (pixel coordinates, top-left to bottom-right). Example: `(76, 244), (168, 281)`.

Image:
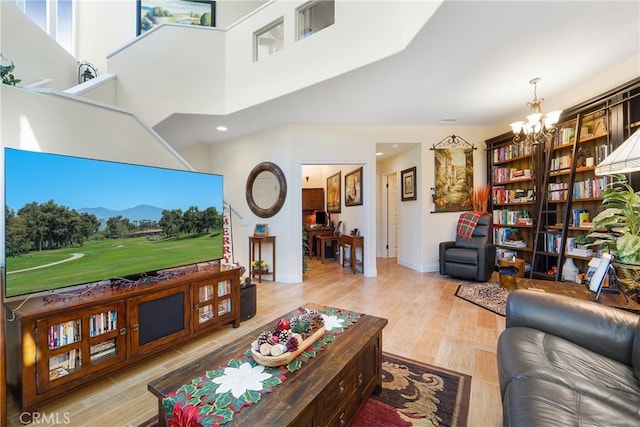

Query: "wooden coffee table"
(148, 304), (387, 426)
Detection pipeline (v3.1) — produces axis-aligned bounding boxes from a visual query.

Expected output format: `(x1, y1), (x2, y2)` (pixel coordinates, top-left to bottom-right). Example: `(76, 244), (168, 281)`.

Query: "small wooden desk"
(315, 235), (340, 263)
(249, 236), (276, 283)
(340, 235), (364, 274)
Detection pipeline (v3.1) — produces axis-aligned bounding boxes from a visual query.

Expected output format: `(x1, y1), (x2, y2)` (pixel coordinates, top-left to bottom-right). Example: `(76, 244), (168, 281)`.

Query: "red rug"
(352, 353), (471, 427)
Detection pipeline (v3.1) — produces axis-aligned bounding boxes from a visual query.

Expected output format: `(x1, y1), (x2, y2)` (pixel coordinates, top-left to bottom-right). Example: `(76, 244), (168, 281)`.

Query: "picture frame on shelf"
(254, 223), (268, 237)
(326, 172), (341, 213)
(587, 253), (612, 293)
(345, 167), (363, 207)
(401, 166), (417, 201)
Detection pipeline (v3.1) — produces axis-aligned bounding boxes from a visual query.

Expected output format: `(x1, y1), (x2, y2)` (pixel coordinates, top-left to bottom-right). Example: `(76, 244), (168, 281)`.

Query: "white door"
(387, 173), (398, 258)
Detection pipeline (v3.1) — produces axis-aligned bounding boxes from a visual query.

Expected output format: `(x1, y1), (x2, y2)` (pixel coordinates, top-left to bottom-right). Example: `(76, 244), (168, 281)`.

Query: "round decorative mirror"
(246, 162), (287, 218)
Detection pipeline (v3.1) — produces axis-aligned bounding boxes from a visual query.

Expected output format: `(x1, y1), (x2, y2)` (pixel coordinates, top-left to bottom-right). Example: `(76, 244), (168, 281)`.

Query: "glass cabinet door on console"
(192, 271), (235, 331)
(36, 302), (126, 393)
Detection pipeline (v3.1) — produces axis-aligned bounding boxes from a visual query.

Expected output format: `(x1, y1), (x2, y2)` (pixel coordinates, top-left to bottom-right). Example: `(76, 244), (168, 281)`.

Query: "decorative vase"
(562, 257), (579, 283)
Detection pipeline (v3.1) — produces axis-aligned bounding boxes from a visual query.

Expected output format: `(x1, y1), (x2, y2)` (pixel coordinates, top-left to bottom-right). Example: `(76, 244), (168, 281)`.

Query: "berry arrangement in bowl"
(251, 307), (325, 366)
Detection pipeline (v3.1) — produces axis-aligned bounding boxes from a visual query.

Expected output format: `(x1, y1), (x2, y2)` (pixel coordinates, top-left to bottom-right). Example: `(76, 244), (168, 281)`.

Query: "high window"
(254, 18), (284, 62)
(297, 0), (334, 40)
(13, 0), (75, 55)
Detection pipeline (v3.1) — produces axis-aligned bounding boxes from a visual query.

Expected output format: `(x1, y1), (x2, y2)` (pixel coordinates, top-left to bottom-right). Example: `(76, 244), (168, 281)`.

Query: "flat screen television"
(315, 211), (327, 225)
(3, 148), (224, 299)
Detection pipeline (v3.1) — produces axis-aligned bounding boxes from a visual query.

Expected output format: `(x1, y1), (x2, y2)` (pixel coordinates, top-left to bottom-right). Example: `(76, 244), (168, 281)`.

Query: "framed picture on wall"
(137, 0), (216, 36)
(326, 172), (341, 213)
(254, 223), (268, 237)
(345, 167), (363, 206)
(401, 166), (417, 201)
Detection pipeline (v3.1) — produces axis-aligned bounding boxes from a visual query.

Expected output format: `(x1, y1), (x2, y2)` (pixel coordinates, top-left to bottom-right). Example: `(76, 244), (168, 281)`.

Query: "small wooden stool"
(315, 235), (340, 263)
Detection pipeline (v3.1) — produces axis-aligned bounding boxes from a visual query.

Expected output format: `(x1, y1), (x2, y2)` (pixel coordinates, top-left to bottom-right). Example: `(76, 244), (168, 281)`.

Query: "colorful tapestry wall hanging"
(431, 135), (476, 213)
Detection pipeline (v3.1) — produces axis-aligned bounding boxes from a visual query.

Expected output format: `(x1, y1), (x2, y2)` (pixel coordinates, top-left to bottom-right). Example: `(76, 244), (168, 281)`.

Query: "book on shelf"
(90, 341), (117, 362)
(567, 248), (594, 257)
(49, 320), (81, 349)
(90, 310), (117, 337)
(502, 240), (527, 248)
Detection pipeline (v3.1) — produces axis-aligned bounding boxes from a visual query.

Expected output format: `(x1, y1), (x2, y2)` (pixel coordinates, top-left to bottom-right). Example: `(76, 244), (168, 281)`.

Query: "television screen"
(315, 211), (327, 225)
(4, 148), (224, 298)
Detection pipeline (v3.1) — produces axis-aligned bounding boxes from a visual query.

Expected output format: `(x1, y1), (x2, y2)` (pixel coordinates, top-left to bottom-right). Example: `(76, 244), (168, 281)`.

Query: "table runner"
(163, 306), (361, 427)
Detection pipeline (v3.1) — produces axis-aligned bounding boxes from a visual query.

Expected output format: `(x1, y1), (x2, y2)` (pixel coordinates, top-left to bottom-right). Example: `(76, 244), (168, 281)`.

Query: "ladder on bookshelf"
(530, 114), (583, 281)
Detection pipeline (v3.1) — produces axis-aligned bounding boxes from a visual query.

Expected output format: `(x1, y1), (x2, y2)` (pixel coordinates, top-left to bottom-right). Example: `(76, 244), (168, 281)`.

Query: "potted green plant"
(1, 53), (21, 86)
(573, 234), (590, 249)
(587, 174), (640, 296)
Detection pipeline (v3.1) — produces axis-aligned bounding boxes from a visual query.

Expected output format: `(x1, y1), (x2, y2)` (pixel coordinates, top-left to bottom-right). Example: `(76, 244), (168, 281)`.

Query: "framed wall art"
(326, 172), (341, 213)
(430, 135), (476, 213)
(254, 223), (268, 237)
(345, 167), (363, 207)
(137, 0), (216, 36)
(401, 166), (417, 201)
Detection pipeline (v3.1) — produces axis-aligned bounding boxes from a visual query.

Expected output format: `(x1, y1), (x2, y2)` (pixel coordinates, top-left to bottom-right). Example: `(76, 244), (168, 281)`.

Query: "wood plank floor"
(6, 258), (505, 426)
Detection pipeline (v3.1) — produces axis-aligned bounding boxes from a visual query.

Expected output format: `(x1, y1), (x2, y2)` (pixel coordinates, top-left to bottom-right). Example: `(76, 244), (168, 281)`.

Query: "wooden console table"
(148, 304), (387, 426)
(505, 275), (640, 314)
(249, 236), (276, 283)
(340, 235), (364, 274)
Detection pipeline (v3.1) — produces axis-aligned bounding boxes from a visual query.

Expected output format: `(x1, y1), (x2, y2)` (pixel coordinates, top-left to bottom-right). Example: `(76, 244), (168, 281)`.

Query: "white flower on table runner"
(212, 362), (272, 398)
(321, 314), (344, 331)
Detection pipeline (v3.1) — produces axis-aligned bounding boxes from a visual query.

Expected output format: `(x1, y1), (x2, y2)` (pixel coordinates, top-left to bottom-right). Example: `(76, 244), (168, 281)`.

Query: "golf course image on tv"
(4, 148), (224, 298)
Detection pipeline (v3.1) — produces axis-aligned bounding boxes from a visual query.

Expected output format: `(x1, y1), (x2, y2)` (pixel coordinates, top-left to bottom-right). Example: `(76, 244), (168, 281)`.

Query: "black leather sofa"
(498, 290), (640, 426)
(439, 212), (495, 282)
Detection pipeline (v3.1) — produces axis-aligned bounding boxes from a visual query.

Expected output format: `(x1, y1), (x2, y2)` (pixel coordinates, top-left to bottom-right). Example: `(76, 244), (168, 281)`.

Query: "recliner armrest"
(506, 290), (639, 366)
(439, 241), (455, 274)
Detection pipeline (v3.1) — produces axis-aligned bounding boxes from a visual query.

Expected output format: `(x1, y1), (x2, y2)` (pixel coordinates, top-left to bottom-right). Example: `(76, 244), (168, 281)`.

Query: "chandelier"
(510, 77), (562, 146)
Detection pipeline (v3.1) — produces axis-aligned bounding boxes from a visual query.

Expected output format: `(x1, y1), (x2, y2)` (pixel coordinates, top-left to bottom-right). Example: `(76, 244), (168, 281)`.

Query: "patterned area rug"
(353, 353), (471, 427)
(455, 282), (509, 316)
(139, 353), (471, 427)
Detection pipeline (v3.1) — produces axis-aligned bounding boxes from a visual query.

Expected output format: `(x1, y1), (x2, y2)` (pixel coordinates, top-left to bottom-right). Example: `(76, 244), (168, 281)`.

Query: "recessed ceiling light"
(216, 126), (228, 131)
(440, 118), (458, 123)
(376, 152), (384, 156)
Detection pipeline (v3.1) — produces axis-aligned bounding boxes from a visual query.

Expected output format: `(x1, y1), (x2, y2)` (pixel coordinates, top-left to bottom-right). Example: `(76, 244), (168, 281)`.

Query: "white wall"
(178, 124), (377, 283)
(0, 85), (192, 267)
(1, 2), (77, 89)
(178, 123), (497, 283)
(375, 126), (494, 273)
(223, 0), (441, 114)
(76, 1), (136, 73)
(216, 0), (266, 28)
(108, 25), (227, 125)
(106, 0), (442, 125)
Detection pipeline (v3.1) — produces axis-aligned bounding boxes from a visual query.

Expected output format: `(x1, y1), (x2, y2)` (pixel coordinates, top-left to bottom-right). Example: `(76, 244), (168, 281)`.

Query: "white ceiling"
(154, 1), (640, 158)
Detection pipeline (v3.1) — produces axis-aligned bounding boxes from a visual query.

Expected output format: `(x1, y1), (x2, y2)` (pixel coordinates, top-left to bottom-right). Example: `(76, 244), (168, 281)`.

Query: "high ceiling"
(154, 1), (640, 156)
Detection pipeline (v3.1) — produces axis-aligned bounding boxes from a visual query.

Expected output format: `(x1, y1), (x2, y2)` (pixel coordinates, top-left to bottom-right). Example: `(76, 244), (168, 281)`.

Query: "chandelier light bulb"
(510, 121), (524, 134)
(511, 78), (562, 147)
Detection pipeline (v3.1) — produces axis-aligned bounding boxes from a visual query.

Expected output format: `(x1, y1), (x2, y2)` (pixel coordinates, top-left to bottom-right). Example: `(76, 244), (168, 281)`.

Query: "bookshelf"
(5, 265), (241, 417)
(486, 76), (640, 282)
(488, 140), (536, 274)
